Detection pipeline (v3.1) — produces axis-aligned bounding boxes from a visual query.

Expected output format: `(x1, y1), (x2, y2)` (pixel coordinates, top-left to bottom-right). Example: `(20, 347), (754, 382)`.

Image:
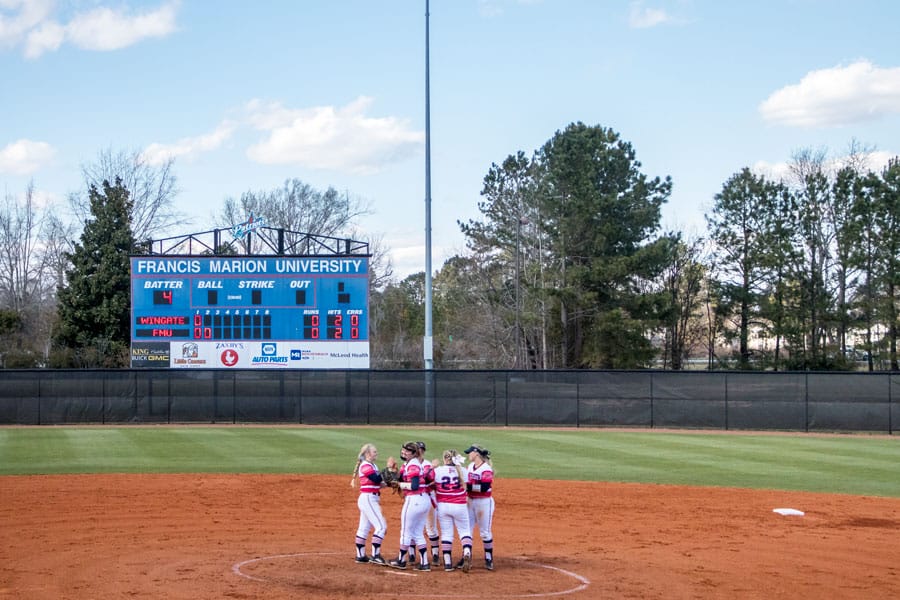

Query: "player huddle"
(350, 440), (495, 572)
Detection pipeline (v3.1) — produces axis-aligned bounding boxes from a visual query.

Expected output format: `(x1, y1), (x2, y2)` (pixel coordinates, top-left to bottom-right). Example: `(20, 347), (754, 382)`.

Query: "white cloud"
(0, 0), (53, 47)
(245, 97), (424, 175)
(477, 0), (543, 19)
(759, 60), (900, 127)
(867, 151), (896, 172)
(832, 150), (896, 174)
(751, 160), (793, 182)
(8, 186), (58, 209)
(2, 1), (178, 58)
(477, 0), (504, 18)
(0, 139), (55, 175)
(391, 244), (428, 278)
(141, 121), (237, 165)
(753, 150), (897, 182)
(389, 241), (456, 280)
(65, 3), (178, 52)
(29, 187), (57, 209)
(628, 2), (674, 28)
(23, 20), (63, 58)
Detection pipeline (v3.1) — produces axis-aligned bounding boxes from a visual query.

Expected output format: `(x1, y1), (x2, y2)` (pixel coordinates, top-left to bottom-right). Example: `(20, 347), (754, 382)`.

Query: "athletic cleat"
(444, 563), (454, 572)
(431, 554), (441, 566)
(370, 555), (387, 565)
(416, 562), (431, 572)
(485, 559), (494, 571)
(462, 554), (472, 573)
(355, 556), (370, 563)
(388, 559), (407, 570)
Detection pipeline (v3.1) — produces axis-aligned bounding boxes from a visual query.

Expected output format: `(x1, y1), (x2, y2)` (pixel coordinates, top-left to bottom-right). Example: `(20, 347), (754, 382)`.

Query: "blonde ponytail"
(352, 443), (376, 488)
(443, 449), (466, 482)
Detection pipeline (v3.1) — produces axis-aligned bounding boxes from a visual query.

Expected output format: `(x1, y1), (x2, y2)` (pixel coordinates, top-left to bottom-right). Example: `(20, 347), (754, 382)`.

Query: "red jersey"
(433, 464), (467, 504)
(422, 461), (438, 492)
(357, 460), (381, 494)
(467, 461), (494, 499)
(400, 457), (428, 496)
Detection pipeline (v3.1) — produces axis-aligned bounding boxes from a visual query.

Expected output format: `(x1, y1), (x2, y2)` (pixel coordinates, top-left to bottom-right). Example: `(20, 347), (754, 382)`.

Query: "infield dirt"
(1, 474), (898, 599)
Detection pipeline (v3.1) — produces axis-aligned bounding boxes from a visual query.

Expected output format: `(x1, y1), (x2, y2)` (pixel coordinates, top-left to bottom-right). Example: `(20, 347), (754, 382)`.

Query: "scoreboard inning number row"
(143, 312), (361, 341)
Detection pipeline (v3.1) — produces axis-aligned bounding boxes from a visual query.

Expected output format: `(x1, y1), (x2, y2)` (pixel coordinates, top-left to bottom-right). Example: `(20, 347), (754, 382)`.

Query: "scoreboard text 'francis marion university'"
(129, 256), (369, 369)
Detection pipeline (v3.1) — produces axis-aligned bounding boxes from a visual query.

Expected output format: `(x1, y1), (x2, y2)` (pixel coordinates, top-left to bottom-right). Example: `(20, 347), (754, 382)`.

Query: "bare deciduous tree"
(0, 182), (75, 364)
(214, 179), (369, 237)
(214, 178), (395, 289)
(70, 147), (182, 242)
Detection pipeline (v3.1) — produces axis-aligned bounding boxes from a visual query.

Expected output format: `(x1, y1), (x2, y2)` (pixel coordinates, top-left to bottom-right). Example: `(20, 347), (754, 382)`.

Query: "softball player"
(388, 441), (433, 571)
(465, 444), (495, 570)
(417, 440), (441, 565)
(433, 449), (473, 572)
(350, 443), (389, 564)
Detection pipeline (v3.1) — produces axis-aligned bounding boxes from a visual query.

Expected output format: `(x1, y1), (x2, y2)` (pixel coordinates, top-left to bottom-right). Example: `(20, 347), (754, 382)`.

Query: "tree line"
(1, 125), (898, 370)
(373, 125), (900, 372)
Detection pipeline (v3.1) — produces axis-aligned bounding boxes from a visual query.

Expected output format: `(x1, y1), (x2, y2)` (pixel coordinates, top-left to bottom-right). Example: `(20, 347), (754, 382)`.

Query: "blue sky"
(2, 1), (899, 278)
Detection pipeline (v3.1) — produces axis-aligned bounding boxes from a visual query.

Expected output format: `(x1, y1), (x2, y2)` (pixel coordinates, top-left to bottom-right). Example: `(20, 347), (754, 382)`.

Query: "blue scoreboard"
(130, 256), (369, 369)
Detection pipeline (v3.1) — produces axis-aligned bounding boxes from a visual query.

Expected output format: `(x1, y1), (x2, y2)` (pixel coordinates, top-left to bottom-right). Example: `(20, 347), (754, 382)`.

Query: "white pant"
(468, 496), (494, 541)
(399, 494), (432, 549)
(437, 501), (472, 545)
(356, 493), (387, 540)
(425, 497), (439, 538)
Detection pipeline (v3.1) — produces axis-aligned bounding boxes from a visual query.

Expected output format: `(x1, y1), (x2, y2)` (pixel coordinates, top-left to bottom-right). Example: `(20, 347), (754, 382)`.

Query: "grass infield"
(0, 426), (898, 498)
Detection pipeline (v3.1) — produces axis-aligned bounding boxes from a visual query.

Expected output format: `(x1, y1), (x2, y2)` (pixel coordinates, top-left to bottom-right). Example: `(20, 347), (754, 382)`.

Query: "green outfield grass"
(1, 426), (898, 498)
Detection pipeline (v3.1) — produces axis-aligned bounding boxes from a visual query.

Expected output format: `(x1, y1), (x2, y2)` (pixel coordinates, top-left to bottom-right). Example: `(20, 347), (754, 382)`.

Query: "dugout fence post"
(297, 370), (303, 424)
(890, 374), (894, 435)
(212, 373), (219, 424)
(131, 371), (138, 423)
(804, 372), (809, 433)
(724, 372), (729, 431)
(232, 371), (237, 425)
(575, 372), (581, 428)
(365, 370), (371, 426)
(502, 372), (507, 426)
(432, 371), (439, 426)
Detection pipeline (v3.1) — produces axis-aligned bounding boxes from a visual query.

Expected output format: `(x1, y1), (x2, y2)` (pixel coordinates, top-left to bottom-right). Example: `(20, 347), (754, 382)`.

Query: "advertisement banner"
(167, 340), (370, 369)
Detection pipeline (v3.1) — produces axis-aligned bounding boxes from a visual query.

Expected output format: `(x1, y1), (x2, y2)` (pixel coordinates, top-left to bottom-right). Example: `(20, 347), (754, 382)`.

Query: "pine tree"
(55, 179), (136, 366)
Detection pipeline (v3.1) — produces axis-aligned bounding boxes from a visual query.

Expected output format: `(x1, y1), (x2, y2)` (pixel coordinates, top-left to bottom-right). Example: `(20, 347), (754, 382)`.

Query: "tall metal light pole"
(515, 216), (528, 369)
(423, 0), (434, 419)
(514, 216), (521, 369)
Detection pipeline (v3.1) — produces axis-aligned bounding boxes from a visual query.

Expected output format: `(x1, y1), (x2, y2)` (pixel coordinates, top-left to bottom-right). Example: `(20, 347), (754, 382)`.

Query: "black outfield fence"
(0, 369), (896, 433)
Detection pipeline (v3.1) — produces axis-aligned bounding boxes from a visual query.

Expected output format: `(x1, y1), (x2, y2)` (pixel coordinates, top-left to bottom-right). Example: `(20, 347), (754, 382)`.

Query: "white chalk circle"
(232, 552), (590, 598)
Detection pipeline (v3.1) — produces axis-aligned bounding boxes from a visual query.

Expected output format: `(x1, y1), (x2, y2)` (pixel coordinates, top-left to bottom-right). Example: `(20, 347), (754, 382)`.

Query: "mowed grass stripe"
(0, 428), (80, 475)
(0, 427), (898, 497)
(570, 433), (900, 492)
